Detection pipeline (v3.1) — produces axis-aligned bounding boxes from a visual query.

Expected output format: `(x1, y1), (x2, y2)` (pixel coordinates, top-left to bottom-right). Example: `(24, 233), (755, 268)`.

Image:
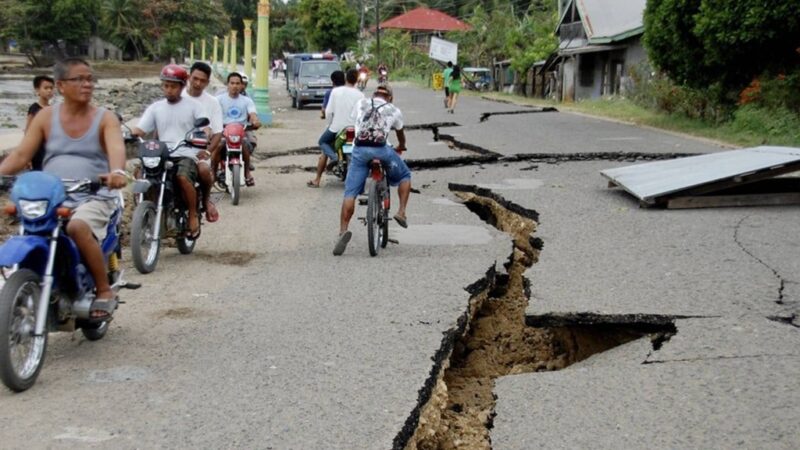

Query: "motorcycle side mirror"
(194, 117), (210, 128)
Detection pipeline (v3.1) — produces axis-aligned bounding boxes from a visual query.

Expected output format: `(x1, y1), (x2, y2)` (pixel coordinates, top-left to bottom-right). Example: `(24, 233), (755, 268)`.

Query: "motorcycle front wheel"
(230, 163), (241, 206)
(0, 269), (48, 392)
(130, 200), (160, 274)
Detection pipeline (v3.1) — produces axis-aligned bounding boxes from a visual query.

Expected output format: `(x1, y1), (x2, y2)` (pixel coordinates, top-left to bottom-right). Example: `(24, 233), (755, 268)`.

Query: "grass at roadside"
(477, 92), (800, 148)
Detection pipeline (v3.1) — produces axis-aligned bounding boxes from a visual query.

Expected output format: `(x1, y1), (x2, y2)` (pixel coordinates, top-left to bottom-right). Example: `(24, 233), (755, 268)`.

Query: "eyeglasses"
(61, 76), (98, 85)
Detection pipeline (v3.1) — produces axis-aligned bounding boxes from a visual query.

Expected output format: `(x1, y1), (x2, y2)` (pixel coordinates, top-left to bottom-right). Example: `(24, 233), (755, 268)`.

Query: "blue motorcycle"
(0, 171), (138, 392)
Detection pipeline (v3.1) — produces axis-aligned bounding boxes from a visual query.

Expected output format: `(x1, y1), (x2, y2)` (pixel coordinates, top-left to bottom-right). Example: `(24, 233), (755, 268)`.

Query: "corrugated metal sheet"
(600, 147), (800, 203)
(577, 0), (646, 42)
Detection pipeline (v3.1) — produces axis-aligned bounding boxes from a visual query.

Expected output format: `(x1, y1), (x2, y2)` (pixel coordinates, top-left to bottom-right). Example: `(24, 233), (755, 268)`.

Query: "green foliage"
(9, 0), (101, 51)
(505, 0), (558, 74)
(271, 18), (307, 56)
(449, 5), (514, 67)
(644, 0), (800, 103)
(729, 104), (800, 146)
(297, 0), (358, 54)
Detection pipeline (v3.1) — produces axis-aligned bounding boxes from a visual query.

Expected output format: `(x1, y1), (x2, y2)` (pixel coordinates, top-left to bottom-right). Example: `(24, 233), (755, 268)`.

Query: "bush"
(729, 104), (800, 145)
(627, 62), (731, 122)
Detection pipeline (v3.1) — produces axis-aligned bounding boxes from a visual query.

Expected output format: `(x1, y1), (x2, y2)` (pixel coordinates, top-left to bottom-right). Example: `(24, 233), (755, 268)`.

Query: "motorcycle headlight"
(228, 135), (241, 144)
(142, 157), (161, 168)
(18, 200), (48, 220)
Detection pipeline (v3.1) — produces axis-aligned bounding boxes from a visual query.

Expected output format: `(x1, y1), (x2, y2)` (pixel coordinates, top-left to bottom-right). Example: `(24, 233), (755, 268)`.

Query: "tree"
(644, 0), (800, 101)
(297, 0), (358, 54)
(271, 19), (307, 56)
(9, 0), (101, 54)
(505, 0), (558, 75)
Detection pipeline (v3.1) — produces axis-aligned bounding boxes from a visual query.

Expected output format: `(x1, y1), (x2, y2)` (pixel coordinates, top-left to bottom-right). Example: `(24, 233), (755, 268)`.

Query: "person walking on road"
(442, 61), (453, 109)
(447, 65), (462, 114)
(309, 69), (363, 188)
(333, 84), (411, 256)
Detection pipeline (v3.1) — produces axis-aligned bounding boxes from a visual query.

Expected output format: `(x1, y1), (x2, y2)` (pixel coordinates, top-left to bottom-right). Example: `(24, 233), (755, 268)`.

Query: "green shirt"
(443, 67), (453, 86)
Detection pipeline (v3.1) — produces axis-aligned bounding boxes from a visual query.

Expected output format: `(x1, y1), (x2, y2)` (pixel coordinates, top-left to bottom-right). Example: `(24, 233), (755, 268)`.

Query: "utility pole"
(375, 0), (380, 64)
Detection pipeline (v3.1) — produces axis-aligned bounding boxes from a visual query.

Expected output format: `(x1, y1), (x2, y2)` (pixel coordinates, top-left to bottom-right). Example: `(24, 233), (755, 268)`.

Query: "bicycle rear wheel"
(380, 183), (389, 248)
(366, 181), (380, 256)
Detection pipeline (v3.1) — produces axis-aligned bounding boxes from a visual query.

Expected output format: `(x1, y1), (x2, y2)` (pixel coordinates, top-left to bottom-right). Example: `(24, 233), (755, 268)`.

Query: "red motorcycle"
(216, 123), (253, 205)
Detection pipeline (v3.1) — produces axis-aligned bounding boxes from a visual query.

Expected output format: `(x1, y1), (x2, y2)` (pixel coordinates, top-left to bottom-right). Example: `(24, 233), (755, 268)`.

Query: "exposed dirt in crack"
(398, 185), (678, 450)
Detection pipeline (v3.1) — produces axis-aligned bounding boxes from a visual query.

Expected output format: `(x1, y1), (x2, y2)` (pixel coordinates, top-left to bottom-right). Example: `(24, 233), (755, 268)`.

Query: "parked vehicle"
(0, 172), (138, 392)
(463, 67), (493, 91)
(216, 122), (255, 205)
(128, 118), (210, 274)
(285, 53), (341, 109)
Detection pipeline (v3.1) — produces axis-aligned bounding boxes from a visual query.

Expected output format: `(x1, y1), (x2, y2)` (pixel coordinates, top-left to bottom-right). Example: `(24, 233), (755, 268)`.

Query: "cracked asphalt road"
(1, 79), (798, 449)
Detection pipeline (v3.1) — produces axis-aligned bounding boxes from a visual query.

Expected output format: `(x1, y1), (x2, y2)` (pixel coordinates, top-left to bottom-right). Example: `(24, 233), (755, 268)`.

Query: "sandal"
(393, 214), (408, 228)
(185, 227), (201, 240)
(245, 176), (255, 187)
(306, 180), (320, 188)
(205, 203), (220, 223)
(90, 296), (118, 321)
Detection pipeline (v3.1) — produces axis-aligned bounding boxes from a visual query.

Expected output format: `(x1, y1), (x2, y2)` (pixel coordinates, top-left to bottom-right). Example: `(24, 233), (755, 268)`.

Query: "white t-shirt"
(217, 93), (257, 125)
(325, 86), (364, 133)
(352, 97), (404, 140)
(137, 97), (208, 159)
(183, 88), (223, 134)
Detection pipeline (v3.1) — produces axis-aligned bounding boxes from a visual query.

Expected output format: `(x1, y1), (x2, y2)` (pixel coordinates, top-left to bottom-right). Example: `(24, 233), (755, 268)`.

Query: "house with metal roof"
(379, 7), (471, 47)
(556, 0), (647, 101)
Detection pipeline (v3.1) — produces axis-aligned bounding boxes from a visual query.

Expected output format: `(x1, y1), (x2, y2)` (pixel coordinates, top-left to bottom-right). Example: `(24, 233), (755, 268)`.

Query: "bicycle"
(363, 146), (405, 256)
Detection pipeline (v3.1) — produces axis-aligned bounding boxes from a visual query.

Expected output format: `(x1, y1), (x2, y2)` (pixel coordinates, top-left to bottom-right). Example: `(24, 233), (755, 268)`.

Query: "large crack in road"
(261, 120), (701, 175)
(394, 184), (680, 450)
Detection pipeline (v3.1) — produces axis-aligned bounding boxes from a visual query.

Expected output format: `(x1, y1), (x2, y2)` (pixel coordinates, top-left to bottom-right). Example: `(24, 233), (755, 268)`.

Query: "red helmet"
(160, 64), (188, 84)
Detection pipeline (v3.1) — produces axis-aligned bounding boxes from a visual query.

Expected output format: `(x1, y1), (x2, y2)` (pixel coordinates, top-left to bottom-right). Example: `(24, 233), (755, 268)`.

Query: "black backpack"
(355, 99), (389, 147)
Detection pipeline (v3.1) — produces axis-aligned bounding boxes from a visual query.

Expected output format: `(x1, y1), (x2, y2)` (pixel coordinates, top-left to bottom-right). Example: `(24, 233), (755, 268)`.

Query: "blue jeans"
(318, 128), (337, 161)
(344, 145), (412, 198)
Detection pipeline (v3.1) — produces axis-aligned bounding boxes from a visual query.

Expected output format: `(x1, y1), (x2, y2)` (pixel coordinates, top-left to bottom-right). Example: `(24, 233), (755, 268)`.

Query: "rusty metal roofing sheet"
(600, 146), (800, 203)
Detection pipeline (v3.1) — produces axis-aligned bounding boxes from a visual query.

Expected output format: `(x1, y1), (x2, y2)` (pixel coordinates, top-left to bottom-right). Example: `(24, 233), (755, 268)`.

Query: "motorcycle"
(331, 126), (355, 181)
(215, 122), (255, 206)
(357, 71), (368, 91)
(128, 117), (210, 274)
(378, 68), (388, 85)
(0, 172), (138, 392)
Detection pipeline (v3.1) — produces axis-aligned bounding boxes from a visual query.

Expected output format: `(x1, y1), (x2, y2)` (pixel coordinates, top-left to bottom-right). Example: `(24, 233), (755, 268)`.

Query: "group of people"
(309, 67), (412, 256)
(0, 58), (261, 319)
(442, 61), (462, 114)
(0, 56), (413, 320)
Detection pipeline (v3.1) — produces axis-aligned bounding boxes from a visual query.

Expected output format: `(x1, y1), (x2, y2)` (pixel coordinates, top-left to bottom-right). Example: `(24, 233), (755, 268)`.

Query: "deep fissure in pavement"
(396, 184), (678, 450)
(479, 108), (559, 123)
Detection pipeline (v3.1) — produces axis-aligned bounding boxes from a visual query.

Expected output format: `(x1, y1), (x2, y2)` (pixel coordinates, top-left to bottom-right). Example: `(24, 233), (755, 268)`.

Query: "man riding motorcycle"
(217, 72), (260, 186)
(132, 64), (211, 240)
(0, 57), (127, 319)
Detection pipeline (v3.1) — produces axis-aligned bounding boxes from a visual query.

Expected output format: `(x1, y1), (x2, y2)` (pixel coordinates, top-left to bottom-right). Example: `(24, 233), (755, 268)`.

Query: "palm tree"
(101, 0), (147, 59)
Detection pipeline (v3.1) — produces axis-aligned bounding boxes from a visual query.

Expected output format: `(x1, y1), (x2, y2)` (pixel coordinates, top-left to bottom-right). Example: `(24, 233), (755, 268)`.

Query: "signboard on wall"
(429, 37), (457, 64)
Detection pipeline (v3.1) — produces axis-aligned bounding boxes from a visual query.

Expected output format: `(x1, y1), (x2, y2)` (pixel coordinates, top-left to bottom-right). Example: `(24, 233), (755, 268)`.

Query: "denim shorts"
(343, 145), (412, 198)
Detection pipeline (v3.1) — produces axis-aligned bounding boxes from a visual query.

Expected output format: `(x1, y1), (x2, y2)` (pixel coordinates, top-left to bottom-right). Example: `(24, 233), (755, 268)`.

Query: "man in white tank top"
(0, 58), (128, 319)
